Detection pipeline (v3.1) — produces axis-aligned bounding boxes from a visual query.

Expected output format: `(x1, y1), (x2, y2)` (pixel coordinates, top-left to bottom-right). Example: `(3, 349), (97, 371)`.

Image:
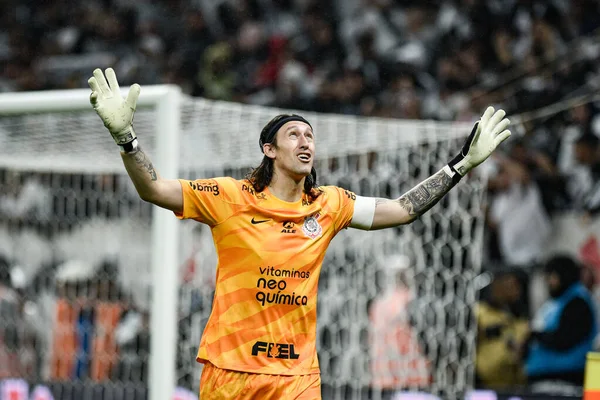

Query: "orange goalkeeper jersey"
(176, 177), (356, 375)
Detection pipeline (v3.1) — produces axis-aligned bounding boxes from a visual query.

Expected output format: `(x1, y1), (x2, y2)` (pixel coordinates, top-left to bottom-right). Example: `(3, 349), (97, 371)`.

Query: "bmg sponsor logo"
(251, 341), (300, 359)
(189, 181), (219, 196)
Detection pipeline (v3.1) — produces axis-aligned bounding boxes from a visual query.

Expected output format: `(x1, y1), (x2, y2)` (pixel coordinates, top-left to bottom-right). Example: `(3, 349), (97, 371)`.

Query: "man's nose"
(298, 134), (309, 148)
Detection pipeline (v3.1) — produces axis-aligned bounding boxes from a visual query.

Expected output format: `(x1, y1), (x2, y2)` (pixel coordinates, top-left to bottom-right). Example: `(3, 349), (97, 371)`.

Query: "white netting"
(0, 109), (157, 173)
(0, 93), (483, 399)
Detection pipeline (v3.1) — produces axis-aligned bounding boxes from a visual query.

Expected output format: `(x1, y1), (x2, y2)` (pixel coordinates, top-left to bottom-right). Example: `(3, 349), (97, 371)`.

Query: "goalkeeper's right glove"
(88, 68), (141, 152)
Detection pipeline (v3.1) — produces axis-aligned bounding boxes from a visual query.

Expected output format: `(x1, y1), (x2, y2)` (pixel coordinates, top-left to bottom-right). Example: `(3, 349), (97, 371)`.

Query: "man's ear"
(263, 143), (276, 159)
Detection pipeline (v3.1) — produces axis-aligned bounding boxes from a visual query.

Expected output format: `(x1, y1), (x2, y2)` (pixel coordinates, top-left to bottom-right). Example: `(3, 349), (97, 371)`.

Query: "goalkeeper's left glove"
(448, 106), (511, 178)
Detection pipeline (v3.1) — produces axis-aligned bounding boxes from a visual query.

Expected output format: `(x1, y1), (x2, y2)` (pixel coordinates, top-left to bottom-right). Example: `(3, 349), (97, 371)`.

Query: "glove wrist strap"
(119, 138), (139, 153)
(448, 153), (471, 177)
(444, 163), (463, 185)
(113, 126), (137, 146)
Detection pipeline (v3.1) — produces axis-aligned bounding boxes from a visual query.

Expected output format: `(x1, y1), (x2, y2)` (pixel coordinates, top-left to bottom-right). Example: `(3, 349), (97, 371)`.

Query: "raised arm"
(369, 166), (458, 229)
(352, 107), (511, 230)
(88, 68), (183, 213)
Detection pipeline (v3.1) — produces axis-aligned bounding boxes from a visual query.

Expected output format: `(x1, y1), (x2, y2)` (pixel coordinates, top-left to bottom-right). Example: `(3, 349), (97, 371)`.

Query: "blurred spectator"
(487, 152), (551, 271)
(195, 42), (236, 101)
(50, 260), (92, 381)
(508, 138), (567, 215)
(174, 8), (215, 83)
(368, 254), (431, 397)
(486, 149), (553, 319)
(91, 261), (124, 381)
(571, 133), (600, 215)
(380, 74), (422, 119)
(556, 104), (596, 179)
(524, 255), (598, 386)
(475, 269), (529, 389)
(0, 255), (41, 381)
(0, 255), (21, 379)
(114, 301), (150, 384)
(0, 171), (52, 228)
(274, 46), (314, 110)
(49, 259), (125, 382)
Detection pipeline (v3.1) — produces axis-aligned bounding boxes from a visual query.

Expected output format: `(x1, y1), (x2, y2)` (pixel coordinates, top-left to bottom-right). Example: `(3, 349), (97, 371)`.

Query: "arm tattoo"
(377, 169), (456, 219)
(131, 147), (158, 181)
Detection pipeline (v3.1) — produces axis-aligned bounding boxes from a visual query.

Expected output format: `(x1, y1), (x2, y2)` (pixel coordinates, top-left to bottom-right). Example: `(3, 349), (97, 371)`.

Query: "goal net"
(0, 89), (484, 400)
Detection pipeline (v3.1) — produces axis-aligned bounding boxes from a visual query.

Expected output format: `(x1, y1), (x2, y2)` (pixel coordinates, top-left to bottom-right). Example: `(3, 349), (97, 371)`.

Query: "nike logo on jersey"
(251, 217), (270, 224)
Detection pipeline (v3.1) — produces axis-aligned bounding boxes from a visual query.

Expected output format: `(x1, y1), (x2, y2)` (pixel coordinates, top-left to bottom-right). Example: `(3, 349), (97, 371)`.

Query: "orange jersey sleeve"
(320, 185), (356, 232)
(175, 177), (241, 226)
(176, 180), (356, 376)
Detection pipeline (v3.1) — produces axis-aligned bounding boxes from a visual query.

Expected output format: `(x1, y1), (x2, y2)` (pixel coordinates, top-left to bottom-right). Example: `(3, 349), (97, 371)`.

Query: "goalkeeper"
(88, 68), (511, 399)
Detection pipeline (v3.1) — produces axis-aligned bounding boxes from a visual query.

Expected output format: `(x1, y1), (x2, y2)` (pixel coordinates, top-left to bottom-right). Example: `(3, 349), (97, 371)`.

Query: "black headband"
(259, 115), (312, 153)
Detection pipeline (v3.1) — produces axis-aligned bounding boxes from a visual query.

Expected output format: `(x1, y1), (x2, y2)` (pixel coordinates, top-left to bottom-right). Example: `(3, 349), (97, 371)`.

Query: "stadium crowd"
(2, 0), (600, 216)
(2, 0), (600, 398)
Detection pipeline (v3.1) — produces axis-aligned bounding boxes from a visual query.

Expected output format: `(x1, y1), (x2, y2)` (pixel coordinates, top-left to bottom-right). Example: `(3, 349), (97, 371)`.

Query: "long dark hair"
(246, 114), (321, 201)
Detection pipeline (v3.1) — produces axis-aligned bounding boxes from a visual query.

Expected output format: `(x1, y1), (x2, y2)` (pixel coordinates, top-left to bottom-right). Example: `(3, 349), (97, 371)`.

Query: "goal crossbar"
(0, 85), (176, 114)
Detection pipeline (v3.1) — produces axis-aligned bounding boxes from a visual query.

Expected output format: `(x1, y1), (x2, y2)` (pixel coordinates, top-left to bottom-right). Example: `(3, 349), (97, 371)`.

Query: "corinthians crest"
(302, 213), (322, 239)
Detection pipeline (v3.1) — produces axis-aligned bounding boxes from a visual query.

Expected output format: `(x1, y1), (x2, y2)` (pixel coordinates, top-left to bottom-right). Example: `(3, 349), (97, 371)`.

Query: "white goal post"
(0, 85), (182, 400)
(0, 86), (483, 400)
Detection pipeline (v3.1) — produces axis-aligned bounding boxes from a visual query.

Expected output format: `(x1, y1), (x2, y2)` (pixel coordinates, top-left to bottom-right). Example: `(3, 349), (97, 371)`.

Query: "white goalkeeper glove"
(88, 68), (141, 151)
(448, 106), (511, 177)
